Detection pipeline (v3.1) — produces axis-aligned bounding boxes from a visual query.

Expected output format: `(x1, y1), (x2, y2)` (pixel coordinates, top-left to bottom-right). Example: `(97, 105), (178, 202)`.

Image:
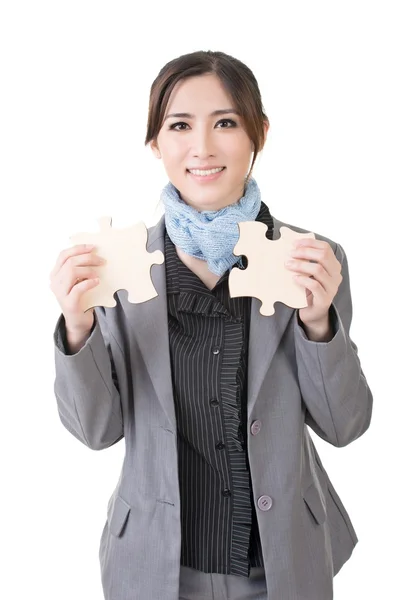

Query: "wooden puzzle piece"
(229, 221), (316, 316)
(70, 217), (164, 312)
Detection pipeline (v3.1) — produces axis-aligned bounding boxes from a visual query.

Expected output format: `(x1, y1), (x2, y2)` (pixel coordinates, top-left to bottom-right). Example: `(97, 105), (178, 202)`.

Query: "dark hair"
(145, 50), (269, 182)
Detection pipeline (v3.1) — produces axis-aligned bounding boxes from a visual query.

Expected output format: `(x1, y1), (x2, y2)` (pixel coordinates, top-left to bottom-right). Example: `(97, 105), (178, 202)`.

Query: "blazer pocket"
(109, 495), (131, 537)
(302, 481), (327, 525)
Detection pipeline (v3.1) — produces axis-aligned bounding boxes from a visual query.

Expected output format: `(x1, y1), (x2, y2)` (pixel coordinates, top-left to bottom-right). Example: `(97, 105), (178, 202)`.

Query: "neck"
(161, 176), (261, 276)
(176, 247), (221, 290)
(180, 184), (247, 213)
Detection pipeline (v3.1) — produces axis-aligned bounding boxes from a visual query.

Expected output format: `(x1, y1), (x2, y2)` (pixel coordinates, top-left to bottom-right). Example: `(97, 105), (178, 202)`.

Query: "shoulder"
(147, 214), (166, 251)
(271, 215), (343, 258)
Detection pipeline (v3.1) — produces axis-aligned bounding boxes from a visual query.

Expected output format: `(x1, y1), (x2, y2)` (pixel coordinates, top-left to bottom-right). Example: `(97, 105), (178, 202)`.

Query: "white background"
(1, 1), (398, 598)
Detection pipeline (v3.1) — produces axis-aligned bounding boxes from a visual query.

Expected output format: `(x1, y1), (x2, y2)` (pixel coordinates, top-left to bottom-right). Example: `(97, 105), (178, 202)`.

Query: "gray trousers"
(179, 566), (268, 600)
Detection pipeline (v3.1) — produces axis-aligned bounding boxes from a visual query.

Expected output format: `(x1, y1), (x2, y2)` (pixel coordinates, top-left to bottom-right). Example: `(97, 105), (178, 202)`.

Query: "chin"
(188, 193), (228, 212)
(173, 174), (242, 211)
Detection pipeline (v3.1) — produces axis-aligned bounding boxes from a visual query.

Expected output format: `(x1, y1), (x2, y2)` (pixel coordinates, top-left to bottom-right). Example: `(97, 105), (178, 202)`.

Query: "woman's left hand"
(285, 239), (343, 332)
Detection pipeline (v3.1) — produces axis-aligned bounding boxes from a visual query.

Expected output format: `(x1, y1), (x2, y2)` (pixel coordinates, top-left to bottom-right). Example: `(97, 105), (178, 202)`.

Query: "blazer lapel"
(125, 216), (177, 430)
(247, 300), (294, 417)
(124, 214), (294, 427)
(247, 217), (295, 417)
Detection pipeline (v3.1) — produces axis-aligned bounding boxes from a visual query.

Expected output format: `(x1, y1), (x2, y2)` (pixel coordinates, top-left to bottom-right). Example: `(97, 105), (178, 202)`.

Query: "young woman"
(50, 50), (373, 600)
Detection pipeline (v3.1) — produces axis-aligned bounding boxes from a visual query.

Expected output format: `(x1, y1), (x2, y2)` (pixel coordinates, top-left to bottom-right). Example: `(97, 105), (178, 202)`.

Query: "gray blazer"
(53, 214), (373, 600)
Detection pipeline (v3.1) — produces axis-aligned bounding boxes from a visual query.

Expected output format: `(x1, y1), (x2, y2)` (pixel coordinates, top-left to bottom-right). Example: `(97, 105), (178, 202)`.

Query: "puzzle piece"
(70, 217), (164, 312)
(229, 222), (316, 316)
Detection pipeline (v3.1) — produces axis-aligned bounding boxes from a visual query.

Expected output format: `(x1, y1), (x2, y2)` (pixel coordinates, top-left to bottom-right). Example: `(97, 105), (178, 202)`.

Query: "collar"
(164, 200), (274, 312)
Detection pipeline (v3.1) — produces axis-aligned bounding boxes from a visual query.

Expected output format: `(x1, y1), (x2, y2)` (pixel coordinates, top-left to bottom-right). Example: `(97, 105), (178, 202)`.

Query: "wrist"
(64, 318), (94, 354)
(65, 329), (91, 354)
(298, 313), (333, 342)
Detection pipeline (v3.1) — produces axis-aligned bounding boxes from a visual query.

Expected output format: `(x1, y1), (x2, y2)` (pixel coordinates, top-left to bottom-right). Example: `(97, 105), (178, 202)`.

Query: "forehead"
(166, 73), (234, 113)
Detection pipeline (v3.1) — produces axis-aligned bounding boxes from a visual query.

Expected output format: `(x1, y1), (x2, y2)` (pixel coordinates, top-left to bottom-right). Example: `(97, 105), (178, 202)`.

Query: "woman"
(50, 50), (373, 600)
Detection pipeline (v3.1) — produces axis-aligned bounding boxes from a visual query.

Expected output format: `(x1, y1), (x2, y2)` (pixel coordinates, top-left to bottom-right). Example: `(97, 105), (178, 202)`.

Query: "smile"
(187, 167), (225, 176)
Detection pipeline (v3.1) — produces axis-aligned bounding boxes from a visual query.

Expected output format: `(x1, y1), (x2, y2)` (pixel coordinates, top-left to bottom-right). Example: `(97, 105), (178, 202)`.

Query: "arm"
(294, 242), (373, 447)
(53, 306), (124, 450)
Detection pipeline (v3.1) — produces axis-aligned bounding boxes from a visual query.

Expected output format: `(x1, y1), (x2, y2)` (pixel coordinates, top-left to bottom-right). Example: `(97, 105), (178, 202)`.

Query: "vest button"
(257, 495), (273, 511)
(250, 420), (262, 436)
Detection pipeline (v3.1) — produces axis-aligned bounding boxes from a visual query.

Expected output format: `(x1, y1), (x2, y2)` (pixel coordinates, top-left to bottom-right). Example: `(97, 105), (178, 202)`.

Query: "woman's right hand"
(50, 243), (106, 336)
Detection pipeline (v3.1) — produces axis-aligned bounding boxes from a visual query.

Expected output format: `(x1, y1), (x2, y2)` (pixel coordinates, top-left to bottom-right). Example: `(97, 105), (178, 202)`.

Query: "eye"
(216, 118), (237, 128)
(169, 122), (189, 131)
(168, 118), (238, 131)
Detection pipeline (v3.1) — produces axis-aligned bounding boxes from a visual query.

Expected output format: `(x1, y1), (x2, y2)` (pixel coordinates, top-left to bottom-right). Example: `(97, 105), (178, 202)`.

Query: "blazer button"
(216, 441), (225, 450)
(222, 489), (231, 497)
(250, 420), (262, 436)
(257, 495), (273, 511)
(212, 347), (220, 355)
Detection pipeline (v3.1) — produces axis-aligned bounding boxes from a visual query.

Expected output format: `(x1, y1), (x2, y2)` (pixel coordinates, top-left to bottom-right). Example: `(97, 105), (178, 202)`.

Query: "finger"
(68, 276), (99, 304)
(286, 259), (331, 291)
(51, 250), (105, 292)
(67, 252), (106, 271)
(50, 244), (96, 278)
(292, 238), (330, 251)
(289, 246), (339, 278)
(293, 274), (328, 303)
(53, 266), (100, 298)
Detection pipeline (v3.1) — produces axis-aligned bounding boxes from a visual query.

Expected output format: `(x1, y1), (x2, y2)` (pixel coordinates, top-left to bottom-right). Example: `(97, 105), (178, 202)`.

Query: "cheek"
(222, 134), (252, 160)
(160, 138), (186, 165)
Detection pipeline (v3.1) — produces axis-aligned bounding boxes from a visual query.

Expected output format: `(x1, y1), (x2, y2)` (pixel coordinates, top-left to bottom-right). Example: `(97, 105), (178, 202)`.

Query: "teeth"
(188, 167), (224, 176)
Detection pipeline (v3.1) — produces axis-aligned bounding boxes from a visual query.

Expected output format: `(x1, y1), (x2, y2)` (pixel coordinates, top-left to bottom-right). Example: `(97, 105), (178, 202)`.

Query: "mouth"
(186, 167), (226, 182)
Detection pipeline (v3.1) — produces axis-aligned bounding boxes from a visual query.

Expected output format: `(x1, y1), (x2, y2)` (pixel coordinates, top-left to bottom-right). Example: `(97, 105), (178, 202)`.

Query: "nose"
(191, 127), (216, 159)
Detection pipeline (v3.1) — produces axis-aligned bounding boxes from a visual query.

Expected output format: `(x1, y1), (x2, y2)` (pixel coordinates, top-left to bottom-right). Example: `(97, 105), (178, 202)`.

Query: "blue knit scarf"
(161, 177), (261, 276)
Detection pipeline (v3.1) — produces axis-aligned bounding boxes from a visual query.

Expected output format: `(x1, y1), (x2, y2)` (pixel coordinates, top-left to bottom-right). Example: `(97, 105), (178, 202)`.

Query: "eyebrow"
(164, 108), (240, 120)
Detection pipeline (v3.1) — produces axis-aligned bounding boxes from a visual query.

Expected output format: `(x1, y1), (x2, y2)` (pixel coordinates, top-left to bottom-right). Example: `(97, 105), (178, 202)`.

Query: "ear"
(150, 140), (161, 159)
(263, 119), (270, 144)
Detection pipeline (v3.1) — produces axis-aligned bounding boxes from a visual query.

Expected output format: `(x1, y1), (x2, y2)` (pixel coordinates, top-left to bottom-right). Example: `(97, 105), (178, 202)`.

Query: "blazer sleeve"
(53, 306), (124, 450)
(294, 242), (373, 447)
